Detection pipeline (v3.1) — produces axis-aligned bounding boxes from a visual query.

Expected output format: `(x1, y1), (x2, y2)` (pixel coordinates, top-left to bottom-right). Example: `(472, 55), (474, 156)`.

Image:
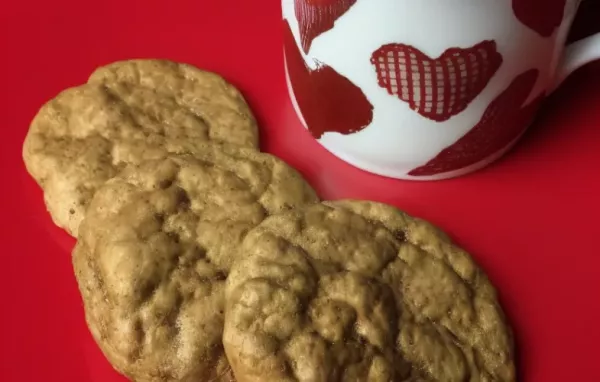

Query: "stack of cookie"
(23, 60), (516, 381)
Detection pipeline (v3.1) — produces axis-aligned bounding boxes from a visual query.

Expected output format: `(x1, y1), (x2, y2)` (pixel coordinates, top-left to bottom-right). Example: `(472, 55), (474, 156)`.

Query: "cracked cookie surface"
(224, 201), (515, 382)
(88, 59), (258, 149)
(23, 60), (258, 236)
(72, 152), (317, 382)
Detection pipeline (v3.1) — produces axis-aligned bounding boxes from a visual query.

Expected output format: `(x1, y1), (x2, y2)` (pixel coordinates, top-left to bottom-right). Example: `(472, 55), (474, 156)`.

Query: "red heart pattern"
(512, 0), (566, 37)
(294, 0), (357, 53)
(371, 41), (503, 122)
(409, 69), (544, 176)
(283, 20), (374, 139)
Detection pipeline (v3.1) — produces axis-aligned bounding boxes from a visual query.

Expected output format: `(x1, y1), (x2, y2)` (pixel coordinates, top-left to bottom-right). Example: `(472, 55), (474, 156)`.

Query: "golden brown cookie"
(224, 201), (515, 382)
(23, 61), (258, 236)
(72, 151), (318, 382)
(88, 59), (258, 149)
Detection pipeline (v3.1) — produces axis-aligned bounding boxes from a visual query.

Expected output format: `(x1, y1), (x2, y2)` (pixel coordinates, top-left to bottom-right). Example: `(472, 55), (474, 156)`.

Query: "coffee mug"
(282, 0), (600, 180)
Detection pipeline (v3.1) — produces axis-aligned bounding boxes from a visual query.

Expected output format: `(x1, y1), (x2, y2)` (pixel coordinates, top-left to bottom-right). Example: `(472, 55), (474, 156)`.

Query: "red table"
(1, 1), (599, 381)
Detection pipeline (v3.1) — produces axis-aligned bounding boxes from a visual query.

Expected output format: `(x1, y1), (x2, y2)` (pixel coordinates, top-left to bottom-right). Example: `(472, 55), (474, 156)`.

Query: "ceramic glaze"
(283, 0), (600, 179)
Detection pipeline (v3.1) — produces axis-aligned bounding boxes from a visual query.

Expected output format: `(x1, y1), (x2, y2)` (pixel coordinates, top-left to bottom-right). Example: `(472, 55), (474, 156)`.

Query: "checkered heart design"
(295, 0), (357, 53)
(409, 69), (543, 176)
(371, 41), (503, 122)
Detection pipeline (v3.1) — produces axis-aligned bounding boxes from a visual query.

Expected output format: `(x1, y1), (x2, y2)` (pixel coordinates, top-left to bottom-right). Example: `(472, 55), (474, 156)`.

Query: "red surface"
(0, 1), (599, 381)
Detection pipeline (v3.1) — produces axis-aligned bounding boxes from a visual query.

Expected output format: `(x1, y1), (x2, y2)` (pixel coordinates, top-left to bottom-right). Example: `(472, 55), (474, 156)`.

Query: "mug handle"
(552, 32), (600, 92)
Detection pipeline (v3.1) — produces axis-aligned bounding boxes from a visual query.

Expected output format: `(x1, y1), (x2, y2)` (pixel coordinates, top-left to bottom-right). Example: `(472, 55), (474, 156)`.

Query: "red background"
(1, 1), (599, 381)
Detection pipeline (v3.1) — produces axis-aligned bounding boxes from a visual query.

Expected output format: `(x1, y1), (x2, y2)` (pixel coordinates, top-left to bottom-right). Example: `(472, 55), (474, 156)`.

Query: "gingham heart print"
(295, 0), (357, 53)
(512, 0), (566, 37)
(371, 41), (503, 122)
(409, 69), (543, 176)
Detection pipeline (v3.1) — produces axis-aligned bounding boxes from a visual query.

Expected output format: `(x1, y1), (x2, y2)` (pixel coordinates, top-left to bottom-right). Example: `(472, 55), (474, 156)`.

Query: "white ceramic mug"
(283, 0), (600, 180)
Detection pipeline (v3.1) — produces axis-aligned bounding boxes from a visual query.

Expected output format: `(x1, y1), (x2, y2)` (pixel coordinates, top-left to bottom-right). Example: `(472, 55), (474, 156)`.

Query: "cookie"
(88, 59), (258, 149)
(224, 201), (516, 382)
(72, 150), (318, 382)
(23, 62), (258, 236)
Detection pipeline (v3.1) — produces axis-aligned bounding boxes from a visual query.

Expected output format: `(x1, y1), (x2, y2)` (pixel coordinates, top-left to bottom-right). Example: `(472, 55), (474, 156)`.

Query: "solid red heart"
(409, 69), (544, 176)
(371, 41), (503, 122)
(294, 0), (357, 53)
(283, 20), (374, 139)
(512, 0), (566, 37)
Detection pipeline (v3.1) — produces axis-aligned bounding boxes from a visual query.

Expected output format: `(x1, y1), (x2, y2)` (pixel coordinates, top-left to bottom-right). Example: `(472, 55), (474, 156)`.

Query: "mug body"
(283, 0), (581, 179)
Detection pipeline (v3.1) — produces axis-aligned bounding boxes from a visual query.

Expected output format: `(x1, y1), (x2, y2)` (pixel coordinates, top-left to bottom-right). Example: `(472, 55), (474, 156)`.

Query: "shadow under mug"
(283, 0), (600, 180)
